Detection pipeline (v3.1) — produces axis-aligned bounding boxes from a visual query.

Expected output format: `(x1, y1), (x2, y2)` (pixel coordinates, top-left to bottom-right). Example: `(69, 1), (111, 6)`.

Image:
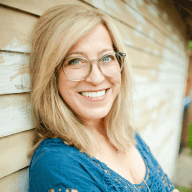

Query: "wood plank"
(0, 81), (183, 139)
(0, 0), (185, 57)
(154, 125), (182, 179)
(0, 47), (186, 95)
(147, 0), (187, 50)
(133, 67), (185, 85)
(0, 93), (37, 138)
(0, 6), (38, 52)
(0, 0), (83, 16)
(123, 0), (185, 49)
(134, 83), (184, 101)
(84, 0), (185, 56)
(0, 129), (35, 179)
(126, 47), (186, 74)
(0, 3), (186, 64)
(0, 168), (29, 192)
(134, 86), (184, 134)
(0, 52), (30, 94)
(116, 21), (187, 65)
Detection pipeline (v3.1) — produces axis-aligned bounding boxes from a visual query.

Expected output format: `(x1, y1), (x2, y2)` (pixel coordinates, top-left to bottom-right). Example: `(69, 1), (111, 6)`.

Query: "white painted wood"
(0, 93), (36, 137)
(0, 168), (29, 192)
(116, 21), (183, 64)
(137, 95), (184, 179)
(0, 4), (185, 65)
(133, 68), (185, 85)
(124, 0), (186, 51)
(87, 0), (185, 55)
(0, 0), (82, 16)
(133, 83), (183, 102)
(0, 0), (185, 57)
(0, 6), (38, 52)
(0, 129), (35, 179)
(0, 49), (186, 95)
(125, 47), (186, 73)
(0, 52), (30, 94)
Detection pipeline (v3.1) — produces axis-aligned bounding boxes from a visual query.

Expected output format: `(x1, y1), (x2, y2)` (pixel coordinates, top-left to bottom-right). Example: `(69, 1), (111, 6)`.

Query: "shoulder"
(29, 138), (105, 192)
(30, 138), (79, 167)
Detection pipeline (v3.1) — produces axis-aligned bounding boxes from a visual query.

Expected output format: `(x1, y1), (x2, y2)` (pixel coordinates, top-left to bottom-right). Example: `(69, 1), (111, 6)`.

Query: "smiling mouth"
(79, 89), (108, 97)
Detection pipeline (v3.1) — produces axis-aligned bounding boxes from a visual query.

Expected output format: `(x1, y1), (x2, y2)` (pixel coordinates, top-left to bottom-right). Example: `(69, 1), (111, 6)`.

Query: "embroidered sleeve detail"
(92, 156), (151, 191)
(40, 138), (64, 147)
(48, 188), (78, 192)
(86, 133), (176, 191)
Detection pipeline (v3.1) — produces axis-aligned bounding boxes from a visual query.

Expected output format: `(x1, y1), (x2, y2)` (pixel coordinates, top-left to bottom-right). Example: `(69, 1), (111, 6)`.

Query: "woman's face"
(58, 24), (121, 122)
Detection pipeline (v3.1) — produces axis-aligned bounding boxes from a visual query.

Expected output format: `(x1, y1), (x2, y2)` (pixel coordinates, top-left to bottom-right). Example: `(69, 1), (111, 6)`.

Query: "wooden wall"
(181, 51), (192, 148)
(0, 0), (188, 191)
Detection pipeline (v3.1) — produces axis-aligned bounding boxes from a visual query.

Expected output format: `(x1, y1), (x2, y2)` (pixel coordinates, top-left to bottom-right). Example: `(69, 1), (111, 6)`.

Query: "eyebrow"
(67, 49), (114, 57)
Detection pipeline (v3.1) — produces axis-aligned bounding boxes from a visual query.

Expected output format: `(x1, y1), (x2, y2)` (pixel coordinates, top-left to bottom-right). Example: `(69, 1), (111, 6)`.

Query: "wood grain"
(123, 0), (185, 49)
(84, 0), (185, 55)
(0, 129), (35, 179)
(0, 3), (186, 64)
(0, 6), (38, 52)
(0, 168), (29, 192)
(0, 93), (36, 137)
(0, 52), (30, 94)
(0, 0), (186, 56)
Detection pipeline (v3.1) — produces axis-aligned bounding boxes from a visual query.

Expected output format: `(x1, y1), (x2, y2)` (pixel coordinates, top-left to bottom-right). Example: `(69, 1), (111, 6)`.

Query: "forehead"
(67, 24), (114, 57)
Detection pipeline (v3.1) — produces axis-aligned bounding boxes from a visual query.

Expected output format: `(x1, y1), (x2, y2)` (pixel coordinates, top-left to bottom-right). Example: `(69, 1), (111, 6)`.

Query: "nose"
(85, 60), (105, 85)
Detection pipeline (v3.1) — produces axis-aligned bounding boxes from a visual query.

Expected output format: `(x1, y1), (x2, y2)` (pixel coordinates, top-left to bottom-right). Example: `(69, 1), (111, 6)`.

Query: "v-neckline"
(82, 136), (149, 187)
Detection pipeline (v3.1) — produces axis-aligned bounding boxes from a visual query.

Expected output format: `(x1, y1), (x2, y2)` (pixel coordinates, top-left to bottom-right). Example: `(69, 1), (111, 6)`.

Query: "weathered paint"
(162, 12), (168, 20)
(91, 0), (106, 11)
(124, 38), (134, 47)
(0, 168), (29, 192)
(166, 25), (172, 32)
(8, 169), (29, 192)
(0, 6), (38, 52)
(134, 24), (144, 37)
(129, 0), (144, 9)
(104, 0), (122, 13)
(0, 52), (30, 95)
(0, 129), (34, 179)
(4, 37), (31, 53)
(147, 4), (158, 17)
(0, 93), (36, 137)
(125, 4), (146, 24)
(149, 30), (154, 41)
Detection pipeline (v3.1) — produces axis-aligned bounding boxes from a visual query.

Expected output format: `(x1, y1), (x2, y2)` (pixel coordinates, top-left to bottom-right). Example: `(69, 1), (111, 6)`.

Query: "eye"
(68, 59), (81, 65)
(102, 55), (115, 62)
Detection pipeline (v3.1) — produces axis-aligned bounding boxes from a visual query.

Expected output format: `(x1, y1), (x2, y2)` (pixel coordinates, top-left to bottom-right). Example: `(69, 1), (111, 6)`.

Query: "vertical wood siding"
(0, 0), (188, 190)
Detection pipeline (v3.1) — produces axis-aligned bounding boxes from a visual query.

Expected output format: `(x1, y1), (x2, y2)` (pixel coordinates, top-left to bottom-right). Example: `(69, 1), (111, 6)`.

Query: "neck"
(82, 117), (108, 138)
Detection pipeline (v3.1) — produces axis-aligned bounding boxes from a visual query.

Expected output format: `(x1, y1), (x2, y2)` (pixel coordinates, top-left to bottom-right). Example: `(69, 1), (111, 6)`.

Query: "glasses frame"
(61, 52), (126, 81)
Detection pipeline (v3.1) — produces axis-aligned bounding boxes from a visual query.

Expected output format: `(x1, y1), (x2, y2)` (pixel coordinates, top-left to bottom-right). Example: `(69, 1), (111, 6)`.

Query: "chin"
(77, 107), (111, 121)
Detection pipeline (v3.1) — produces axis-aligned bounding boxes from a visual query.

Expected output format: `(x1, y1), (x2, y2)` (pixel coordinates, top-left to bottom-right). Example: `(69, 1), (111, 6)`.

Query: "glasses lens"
(100, 52), (123, 77)
(63, 57), (90, 81)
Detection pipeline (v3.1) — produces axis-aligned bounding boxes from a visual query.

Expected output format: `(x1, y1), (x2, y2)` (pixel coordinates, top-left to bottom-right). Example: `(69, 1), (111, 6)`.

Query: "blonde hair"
(29, 4), (136, 157)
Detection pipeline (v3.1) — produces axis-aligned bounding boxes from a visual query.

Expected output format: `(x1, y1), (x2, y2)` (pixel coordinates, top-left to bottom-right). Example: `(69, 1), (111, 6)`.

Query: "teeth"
(80, 89), (107, 97)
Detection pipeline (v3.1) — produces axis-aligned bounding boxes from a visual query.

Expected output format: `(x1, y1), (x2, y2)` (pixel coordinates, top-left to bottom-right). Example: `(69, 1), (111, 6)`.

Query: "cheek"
(114, 74), (121, 89)
(58, 70), (72, 100)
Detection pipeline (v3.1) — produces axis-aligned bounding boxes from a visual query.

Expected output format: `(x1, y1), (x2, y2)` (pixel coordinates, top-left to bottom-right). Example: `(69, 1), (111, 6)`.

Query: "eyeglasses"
(61, 52), (126, 81)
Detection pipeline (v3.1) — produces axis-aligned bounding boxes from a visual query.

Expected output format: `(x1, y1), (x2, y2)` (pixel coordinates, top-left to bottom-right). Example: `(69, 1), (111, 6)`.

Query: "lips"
(78, 89), (109, 97)
(79, 89), (108, 97)
(78, 88), (109, 102)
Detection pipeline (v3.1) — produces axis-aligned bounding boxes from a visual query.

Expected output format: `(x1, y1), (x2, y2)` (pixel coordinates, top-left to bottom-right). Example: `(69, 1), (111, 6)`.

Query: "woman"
(29, 4), (178, 192)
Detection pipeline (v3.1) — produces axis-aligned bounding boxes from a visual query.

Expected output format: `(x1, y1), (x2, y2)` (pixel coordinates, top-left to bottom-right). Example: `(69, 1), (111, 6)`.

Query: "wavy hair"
(29, 4), (136, 157)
